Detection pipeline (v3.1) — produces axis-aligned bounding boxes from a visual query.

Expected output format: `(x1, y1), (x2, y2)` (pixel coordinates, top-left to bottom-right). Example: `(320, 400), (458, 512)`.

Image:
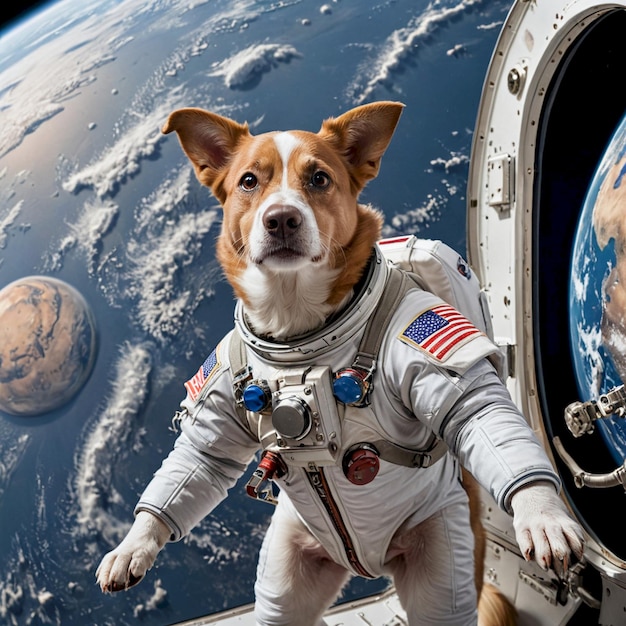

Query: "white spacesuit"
(135, 244), (560, 624)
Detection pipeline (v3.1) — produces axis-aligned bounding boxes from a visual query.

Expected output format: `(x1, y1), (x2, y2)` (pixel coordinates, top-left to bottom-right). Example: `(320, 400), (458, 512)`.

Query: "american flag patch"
(399, 304), (481, 361)
(185, 348), (220, 402)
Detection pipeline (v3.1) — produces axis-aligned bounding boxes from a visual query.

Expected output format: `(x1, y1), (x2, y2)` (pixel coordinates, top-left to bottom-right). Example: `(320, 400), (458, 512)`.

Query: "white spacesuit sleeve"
(441, 362), (561, 512)
(393, 354), (560, 512)
(384, 291), (560, 513)
(135, 336), (260, 541)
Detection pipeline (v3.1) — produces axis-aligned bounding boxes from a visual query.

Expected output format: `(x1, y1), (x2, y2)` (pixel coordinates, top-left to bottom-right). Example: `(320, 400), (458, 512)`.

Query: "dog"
(96, 102), (584, 625)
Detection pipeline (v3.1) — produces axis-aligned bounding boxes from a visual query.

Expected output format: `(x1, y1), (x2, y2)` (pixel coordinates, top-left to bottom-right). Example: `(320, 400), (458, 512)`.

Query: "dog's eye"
(311, 171), (331, 189)
(239, 173), (258, 191)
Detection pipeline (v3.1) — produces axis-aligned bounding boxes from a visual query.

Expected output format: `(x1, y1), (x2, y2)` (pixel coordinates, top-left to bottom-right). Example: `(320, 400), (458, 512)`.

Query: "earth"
(570, 110), (626, 463)
(0, 1), (513, 624)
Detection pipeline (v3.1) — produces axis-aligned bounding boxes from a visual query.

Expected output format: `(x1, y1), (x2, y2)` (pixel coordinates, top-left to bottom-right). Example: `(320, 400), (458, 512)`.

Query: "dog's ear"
(319, 101), (404, 190)
(162, 108), (250, 189)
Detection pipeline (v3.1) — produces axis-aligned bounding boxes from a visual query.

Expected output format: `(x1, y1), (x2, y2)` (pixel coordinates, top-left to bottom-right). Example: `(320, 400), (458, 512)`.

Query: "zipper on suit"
(304, 464), (375, 579)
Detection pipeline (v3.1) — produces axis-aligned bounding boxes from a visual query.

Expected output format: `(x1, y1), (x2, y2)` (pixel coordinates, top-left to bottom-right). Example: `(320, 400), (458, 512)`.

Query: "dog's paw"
(510, 481), (584, 572)
(96, 511), (171, 593)
(96, 544), (152, 593)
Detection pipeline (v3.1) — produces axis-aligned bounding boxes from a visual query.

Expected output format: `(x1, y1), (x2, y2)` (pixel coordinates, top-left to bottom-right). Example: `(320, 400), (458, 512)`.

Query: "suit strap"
(229, 330), (260, 436)
(373, 436), (448, 468)
(353, 266), (414, 371)
(355, 264), (449, 464)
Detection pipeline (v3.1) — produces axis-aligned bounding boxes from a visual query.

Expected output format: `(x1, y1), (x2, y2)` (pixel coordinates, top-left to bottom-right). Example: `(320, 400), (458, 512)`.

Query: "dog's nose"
(263, 205), (302, 238)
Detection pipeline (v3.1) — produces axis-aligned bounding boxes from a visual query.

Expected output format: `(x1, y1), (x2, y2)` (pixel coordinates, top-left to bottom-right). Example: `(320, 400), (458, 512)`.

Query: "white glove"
(96, 511), (171, 593)
(510, 481), (584, 573)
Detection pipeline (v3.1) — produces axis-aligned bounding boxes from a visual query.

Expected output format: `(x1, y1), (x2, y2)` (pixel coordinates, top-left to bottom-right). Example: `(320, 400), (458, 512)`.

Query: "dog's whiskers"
(318, 234), (347, 269)
(230, 236), (248, 270)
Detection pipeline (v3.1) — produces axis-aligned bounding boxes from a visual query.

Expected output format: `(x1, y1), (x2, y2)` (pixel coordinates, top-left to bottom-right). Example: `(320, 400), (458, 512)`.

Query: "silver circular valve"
(272, 396), (312, 440)
(507, 62), (527, 96)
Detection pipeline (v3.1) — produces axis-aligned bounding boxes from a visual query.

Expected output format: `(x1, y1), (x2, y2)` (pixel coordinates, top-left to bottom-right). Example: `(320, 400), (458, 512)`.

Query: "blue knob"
(243, 383), (270, 412)
(333, 373), (364, 405)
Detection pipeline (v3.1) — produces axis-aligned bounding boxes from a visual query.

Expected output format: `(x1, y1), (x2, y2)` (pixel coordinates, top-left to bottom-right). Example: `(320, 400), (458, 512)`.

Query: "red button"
(343, 447), (380, 485)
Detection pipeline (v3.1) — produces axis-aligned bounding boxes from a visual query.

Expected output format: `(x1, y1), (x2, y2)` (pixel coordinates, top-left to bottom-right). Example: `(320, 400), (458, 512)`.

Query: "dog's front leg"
(96, 511), (171, 592)
(510, 481), (584, 573)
